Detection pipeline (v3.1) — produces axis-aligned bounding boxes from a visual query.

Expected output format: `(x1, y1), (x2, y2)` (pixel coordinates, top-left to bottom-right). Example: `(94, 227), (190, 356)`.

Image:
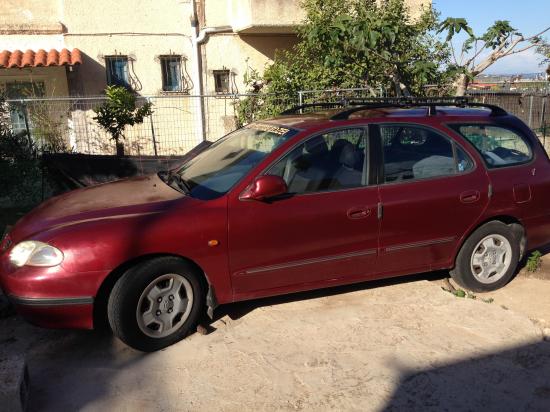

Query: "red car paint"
(1, 107), (550, 329)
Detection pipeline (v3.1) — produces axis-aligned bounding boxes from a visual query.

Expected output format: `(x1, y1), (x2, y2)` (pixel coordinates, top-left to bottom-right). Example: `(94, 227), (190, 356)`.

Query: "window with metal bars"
(213, 69), (231, 94)
(105, 56), (130, 88)
(5, 81), (45, 136)
(160, 56), (182, 92)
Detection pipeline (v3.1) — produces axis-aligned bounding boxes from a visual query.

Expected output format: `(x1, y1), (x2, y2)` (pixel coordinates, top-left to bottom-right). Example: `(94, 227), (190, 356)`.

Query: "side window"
(269, 128), (368, 194)
(381, 124), (468, 183)
(451, 124), (532, 168)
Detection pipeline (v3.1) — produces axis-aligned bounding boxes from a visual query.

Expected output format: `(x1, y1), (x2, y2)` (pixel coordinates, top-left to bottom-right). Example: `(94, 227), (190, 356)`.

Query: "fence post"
(528, 95), (534, 128)
(20, 101), (33, 150)
(147, 98), (158, 157)
(298, 91), (303, 107)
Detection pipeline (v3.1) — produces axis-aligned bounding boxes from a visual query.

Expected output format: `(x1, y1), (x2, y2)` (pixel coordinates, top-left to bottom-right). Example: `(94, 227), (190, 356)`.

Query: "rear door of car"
(227, 126), (381, 300)
(374, 122), (490, 276)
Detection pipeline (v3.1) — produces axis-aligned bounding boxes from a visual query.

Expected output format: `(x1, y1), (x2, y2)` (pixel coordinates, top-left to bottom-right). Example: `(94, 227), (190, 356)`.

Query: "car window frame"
(374, 122), (477, 186)
(446, 122), (535, 170)
(261, 125), (374, 197)
(174, 123), (301, 200)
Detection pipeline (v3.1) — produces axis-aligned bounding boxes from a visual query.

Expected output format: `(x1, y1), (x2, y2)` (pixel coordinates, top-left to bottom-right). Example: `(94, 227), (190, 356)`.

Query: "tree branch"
(524, 26), (550, 42)
(505, 42), (541, 56)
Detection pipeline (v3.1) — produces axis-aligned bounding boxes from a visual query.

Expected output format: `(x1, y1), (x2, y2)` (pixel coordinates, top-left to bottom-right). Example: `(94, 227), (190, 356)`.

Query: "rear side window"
(379, 124), (473, 183)
(451, 124), (532, 168)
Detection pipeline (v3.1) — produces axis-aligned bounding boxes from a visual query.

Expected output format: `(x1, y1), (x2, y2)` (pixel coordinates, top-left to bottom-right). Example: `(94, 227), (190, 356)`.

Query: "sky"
(433, 0), (550, 74)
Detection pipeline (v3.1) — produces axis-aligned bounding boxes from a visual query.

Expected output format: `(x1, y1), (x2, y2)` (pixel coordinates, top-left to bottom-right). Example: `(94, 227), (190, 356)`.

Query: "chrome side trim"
(8, 295), (94, 307)
(384, 236), (456, 252)
(242, 249), (377, 275)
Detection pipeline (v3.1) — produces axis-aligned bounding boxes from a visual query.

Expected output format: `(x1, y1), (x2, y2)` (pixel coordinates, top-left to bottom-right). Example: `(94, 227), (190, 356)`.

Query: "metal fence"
(467, 91), (549, 138)
(297, 87), (386, 105)
(4, 89), (550, 158)
(5, 93), (298, 157)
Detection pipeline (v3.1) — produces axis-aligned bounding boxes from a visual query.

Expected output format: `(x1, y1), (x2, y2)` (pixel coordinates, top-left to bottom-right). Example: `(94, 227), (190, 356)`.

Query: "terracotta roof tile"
(34, 49), (47, 67)
(0, 48), (82, 68)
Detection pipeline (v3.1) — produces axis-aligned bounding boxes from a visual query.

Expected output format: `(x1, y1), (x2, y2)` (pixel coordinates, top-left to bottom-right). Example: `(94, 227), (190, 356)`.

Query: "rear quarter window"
(450, 124), (532, 168)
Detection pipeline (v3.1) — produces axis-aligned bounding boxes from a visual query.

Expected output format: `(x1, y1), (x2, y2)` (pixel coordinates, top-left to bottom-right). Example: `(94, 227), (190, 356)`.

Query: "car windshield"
(171, 123), (298, 200)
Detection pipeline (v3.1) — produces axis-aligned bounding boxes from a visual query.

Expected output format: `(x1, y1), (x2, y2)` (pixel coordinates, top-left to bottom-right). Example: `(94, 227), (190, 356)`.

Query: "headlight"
(9, 241), (64, 267)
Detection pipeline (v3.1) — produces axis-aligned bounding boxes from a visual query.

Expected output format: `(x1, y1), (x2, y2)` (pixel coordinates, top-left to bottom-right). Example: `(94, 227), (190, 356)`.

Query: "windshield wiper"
(158, 171), (191, 195)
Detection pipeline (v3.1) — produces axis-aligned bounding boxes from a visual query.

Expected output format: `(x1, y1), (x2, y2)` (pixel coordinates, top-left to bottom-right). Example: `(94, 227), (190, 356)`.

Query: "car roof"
(259, 106), (508, 131)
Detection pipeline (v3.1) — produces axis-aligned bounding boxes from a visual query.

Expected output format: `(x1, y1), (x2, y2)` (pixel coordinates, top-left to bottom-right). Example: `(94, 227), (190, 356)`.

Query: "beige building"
(0, 0), (430, 155)
(0, 0), (303, 97)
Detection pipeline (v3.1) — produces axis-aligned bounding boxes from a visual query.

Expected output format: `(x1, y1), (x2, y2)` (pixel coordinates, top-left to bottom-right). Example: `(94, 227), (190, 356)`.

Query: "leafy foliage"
(438, 18), (474, 41)
(93, 86), (153, 143)
(235, 0), (452, 122)
(438, 17), (549, 94)
(0, 96), (43, 206)
(527, 250), (543, 273)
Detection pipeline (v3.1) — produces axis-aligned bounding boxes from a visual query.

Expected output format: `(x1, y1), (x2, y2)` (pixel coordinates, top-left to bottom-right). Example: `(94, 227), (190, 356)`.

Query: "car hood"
(9, 174), (185, 242)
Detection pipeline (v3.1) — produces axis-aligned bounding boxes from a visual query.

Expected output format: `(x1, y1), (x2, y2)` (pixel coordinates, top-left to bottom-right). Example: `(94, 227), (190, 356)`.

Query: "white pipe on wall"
(190, 0), (232, 142)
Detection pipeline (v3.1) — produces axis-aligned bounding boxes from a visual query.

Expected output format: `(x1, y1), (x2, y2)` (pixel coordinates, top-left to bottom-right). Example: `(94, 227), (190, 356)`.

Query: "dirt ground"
(1, 264), (550, 412)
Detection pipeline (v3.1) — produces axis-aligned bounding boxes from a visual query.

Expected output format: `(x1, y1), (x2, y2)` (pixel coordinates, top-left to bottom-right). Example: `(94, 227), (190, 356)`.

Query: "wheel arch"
(93, 253), (214, 330)
(453, 215), (526, 268)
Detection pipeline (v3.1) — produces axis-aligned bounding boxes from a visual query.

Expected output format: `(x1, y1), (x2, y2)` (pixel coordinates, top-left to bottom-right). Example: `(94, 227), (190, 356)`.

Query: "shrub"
(0, 96), (44, 207)
(93, 86), (153, 155)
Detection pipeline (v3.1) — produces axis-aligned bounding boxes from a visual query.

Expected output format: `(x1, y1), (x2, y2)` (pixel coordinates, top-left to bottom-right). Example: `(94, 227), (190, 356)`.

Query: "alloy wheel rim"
(470, 234), (512, 284)
(136, 273), (194, 338)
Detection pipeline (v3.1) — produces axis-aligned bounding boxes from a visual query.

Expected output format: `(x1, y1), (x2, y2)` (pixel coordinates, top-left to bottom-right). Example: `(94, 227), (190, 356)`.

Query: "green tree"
(438, 18), (550, 95)
(236, 0), (451, 123)
(93, 86), (153, 155)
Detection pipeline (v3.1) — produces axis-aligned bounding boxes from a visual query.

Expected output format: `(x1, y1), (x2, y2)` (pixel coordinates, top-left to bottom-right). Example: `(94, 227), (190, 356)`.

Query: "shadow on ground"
(206, 270), (449, 329)
(382, 341), (550, 411)
(0, 266), (550, 411)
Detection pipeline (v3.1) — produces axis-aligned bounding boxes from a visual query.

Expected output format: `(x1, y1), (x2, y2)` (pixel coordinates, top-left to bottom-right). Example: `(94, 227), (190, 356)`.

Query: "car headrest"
(305, 136), (329, 155)
(339, 143), (358, 168)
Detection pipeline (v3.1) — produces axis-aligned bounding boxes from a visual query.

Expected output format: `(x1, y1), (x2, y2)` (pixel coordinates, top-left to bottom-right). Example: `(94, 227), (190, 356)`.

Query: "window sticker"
(246, 123), (290, 136)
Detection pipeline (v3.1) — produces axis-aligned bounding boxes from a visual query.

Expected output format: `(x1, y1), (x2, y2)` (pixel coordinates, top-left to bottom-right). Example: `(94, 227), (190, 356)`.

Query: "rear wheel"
(450, 221), (520, 292)
(108, 257), (204, 352)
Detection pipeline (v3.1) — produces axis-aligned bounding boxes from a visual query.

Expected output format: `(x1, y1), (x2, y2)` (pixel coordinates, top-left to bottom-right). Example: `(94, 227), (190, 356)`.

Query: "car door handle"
(460, 190), (480, 204)
(347, 207), (370, 219)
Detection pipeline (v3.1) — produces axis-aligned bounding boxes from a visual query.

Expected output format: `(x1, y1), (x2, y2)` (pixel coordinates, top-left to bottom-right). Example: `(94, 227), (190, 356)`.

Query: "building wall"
(62, 0), (193, 96)
(0, 0), (61, 29)
(202, 33), (298, 94)
(0, 66), (69, 97)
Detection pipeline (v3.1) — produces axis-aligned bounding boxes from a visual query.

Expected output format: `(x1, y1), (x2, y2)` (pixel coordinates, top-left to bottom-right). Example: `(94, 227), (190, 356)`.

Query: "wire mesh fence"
(4, 89), (549, 158)
(467, 92), (549, 142)
(5, 93), (299, 157)
(298, 87), (386, 106)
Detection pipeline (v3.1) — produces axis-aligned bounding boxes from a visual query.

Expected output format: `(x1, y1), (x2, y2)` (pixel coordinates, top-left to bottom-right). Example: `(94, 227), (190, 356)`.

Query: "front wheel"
(450, 221), (520, 292)
(107, 257), (204, 352)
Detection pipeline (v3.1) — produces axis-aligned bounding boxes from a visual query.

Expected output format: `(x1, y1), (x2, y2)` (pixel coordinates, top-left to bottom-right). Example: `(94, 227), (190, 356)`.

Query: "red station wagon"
(2, 99), (550, 351)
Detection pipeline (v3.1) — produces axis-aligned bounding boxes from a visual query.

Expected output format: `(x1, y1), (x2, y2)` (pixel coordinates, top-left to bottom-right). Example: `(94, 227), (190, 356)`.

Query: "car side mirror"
(240, 175), (288, 201)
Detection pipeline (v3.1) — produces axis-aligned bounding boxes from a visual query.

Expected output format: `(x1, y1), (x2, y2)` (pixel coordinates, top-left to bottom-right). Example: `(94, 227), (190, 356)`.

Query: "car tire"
(107, 257), (204, 352)
(450, 221), (520, 292)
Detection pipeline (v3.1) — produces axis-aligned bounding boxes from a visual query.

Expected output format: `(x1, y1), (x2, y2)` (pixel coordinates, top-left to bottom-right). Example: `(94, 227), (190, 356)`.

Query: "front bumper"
(0, 255), (108, 330)
(5, 294), (94, 329)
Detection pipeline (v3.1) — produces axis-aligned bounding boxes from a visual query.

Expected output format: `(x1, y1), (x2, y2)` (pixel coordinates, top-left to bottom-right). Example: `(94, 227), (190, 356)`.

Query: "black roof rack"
(330, 97), (508, 120)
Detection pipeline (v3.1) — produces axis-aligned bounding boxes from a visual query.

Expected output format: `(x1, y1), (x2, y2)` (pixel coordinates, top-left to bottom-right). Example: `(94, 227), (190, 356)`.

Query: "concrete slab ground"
(2, 273), (550, 412)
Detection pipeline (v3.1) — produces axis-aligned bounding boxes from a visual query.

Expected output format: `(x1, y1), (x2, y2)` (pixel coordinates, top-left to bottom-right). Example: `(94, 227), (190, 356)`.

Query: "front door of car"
(228, 127), (380, 300)
(375, 123), (490, 275)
